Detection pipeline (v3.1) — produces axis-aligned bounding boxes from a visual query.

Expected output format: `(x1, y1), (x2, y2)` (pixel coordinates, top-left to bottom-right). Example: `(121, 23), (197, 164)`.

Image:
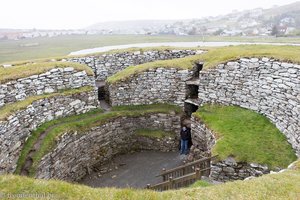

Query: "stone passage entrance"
(96, 81), (109, 102)
(184, 102), (199, 117)
(193, 62), (203, 78)
(98, 86), (106, 100)
(186, 85), (199, 99)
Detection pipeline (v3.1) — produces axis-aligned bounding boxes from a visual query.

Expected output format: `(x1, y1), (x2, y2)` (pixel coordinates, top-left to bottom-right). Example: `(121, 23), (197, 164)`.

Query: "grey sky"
(1, 0), (298, 29)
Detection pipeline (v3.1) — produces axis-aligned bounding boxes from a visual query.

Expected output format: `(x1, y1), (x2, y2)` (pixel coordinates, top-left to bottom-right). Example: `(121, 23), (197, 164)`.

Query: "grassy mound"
(107, 45), (300, 84)
(0, 62), (93, 84)
(193, 104), (297, 169)
(3, 160), (300, 200)
(16, 104), (182, 176)
(135, 129), (174, 138)
(0, 86), (94, 121)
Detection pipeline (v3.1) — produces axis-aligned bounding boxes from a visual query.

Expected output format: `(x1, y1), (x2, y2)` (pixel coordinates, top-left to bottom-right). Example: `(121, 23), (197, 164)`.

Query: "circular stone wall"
(197, 58), (300, 155)
(35, 112), (181, 181)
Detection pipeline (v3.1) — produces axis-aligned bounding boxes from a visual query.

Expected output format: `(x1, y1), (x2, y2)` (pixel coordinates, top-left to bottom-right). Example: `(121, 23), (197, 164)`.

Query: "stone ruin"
(0, 49), (299, 183)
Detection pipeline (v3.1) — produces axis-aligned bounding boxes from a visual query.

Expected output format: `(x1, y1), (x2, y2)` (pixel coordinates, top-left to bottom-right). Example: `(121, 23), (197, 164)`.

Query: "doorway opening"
(186, 85), (199, 99)
(193, 62), (203, 78)
(184, 102), (199, 117)
(98, 86), (107, 101)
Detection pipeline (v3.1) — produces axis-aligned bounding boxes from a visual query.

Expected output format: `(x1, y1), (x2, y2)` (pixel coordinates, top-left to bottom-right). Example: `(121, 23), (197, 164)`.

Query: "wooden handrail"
(156, 155), (217, 177)
(148, 167), (211, 191)
(172, 167), (210, 182)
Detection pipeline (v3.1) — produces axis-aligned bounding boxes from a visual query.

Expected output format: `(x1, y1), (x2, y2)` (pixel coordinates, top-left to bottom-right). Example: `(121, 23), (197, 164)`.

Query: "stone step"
(185, 98), (200, 106)
(186, 79), (200, 86)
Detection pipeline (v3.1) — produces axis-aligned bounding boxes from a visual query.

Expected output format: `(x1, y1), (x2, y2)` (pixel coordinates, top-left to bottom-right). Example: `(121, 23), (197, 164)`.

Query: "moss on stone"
(0, 62), (94, 84)
(107, 45), (300, 84)
(0, 86), (94, 121)
(77, 46), (201, 57)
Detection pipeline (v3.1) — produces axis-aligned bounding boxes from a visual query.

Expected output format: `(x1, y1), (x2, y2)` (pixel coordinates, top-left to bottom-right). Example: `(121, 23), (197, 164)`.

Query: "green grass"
(106, 55), (199, 83)
(111, 103), (182, 114)
(3, 160), (300, 200)
(15, 104), (181, 176)
(135, 129), (174, 139)
(0, 62), (93, 84)
(0, 86), (94, 121)
(1, 34), (300, 64)
(193, 104), (297, 169)
(189, 180), (213, 188)
(107, 45), (300, 84)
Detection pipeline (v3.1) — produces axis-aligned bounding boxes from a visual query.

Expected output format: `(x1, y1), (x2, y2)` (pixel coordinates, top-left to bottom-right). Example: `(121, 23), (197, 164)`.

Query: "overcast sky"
(1, 0), (298, 29)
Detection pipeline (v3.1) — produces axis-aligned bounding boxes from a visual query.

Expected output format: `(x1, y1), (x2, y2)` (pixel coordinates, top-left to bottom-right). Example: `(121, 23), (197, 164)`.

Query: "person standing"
(180, 126), (190, 155)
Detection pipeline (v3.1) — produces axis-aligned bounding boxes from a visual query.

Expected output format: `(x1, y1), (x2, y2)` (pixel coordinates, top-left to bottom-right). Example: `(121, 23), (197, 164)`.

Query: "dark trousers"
(180, 139), (188, 155)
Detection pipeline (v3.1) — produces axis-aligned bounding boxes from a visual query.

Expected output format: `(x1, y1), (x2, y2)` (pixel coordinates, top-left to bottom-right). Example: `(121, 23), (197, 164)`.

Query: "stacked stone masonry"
(36, 113), (181, 181)
(108, 68), (195, 107)
(0, 67), (95, 107)
(197, 58), (300, 155)
(68, 50), (200, 81)
(1, 51), (299, 183)
(0, 90), (98, 174)
(190, 116), (216, 156)
(211, 157), (271, 182)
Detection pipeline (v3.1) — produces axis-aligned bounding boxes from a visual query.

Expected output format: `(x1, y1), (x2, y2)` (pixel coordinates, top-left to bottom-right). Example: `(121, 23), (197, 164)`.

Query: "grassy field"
(107, 45), (300, 84)
(193, 105), (297, 169)
(15, 104), (182, 176)
(2, 160), (300, 200)
(1, 34), (300, 64)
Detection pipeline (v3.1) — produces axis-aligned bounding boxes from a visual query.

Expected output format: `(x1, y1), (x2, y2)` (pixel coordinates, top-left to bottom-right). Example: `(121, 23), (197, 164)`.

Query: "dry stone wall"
(190, 116), (216, 156)
(108, 68), (194, 107)
(0, 67), (95, 108)
(68, 50), (200, 81)
(211, 157), (271, 182)
(36, 113), (181, 181)
(132, 135), (178, 152)
(0, 90), (98, 174)
(197, 58), (300, 155)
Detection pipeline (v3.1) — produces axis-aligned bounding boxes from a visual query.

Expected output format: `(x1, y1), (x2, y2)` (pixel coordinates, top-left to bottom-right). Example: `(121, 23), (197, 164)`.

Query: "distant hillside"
(1, 1), (300, 40)
(86, 1), (300, 36)
(86, 20), (179, 34)
(166, 1), (300, 36)
(264, 1), (300, 16)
